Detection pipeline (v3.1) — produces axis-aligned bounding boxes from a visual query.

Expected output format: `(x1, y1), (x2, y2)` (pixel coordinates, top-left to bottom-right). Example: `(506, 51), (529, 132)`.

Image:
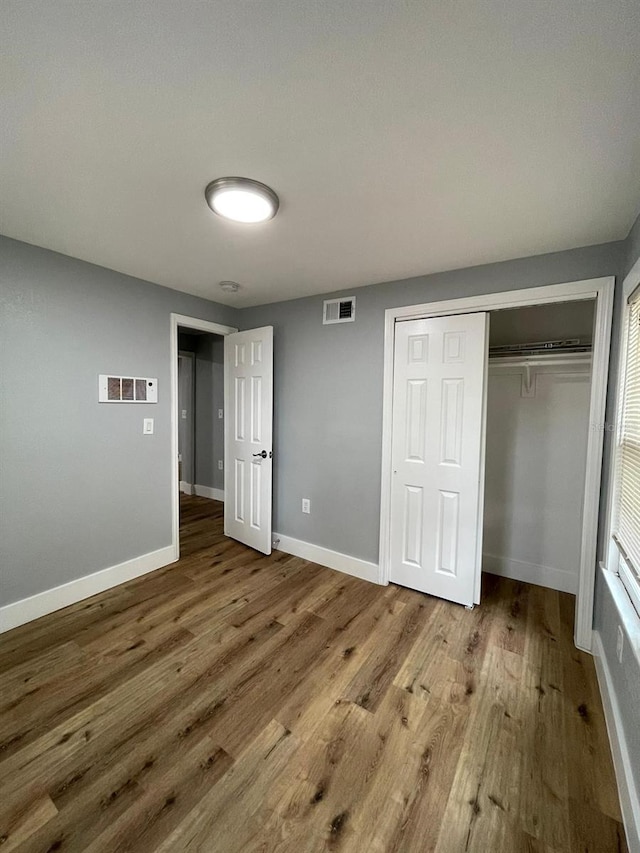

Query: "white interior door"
(224, 326), (273, 554)
(389, 313), (489, 606)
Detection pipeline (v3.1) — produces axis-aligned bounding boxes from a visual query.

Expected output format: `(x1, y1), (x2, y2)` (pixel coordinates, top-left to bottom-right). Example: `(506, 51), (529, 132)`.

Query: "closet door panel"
(389, 313), (488, 606)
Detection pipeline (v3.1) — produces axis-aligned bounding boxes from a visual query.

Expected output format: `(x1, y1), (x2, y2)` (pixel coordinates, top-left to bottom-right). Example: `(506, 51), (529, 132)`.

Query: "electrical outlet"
(218, 408), (224, 419)
(218, 460), (223, 470)
(302, 498), (311, 514)
(181, 409), (187, 419)
(616, 625), (624, 663)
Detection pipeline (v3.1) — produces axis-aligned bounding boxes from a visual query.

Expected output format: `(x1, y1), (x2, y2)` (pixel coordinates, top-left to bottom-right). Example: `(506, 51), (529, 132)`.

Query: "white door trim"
(170, 314), (238, 559)
(178, 350), (195, 488)
(379, 277), (615, 652)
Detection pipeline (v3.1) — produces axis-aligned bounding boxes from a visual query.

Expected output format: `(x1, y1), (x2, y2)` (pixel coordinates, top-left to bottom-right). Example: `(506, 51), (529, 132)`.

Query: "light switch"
(218, 408), (224, 419)
(143, 418), (154, 435)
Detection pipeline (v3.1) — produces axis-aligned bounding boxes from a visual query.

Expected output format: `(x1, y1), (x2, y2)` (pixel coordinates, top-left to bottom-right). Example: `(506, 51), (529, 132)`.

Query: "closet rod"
(488, 353), (591, 369)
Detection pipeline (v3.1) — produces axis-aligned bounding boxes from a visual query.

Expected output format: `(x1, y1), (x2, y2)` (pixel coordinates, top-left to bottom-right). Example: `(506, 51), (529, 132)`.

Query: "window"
(611, 283), (640, 616)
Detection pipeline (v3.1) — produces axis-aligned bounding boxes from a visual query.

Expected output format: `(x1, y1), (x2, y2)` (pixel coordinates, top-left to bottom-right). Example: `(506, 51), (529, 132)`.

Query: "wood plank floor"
(0, 495), (627, 852)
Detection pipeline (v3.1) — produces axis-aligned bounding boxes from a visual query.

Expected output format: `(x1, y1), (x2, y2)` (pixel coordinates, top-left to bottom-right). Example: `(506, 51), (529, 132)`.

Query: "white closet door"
(389, 313), (489, 606)
(224, 327), (273, 555)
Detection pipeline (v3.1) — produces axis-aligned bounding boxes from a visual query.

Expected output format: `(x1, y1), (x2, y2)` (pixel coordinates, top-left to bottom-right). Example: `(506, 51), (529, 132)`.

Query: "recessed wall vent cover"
(323, 296), (356, 325)
(98, 375), (158, 403)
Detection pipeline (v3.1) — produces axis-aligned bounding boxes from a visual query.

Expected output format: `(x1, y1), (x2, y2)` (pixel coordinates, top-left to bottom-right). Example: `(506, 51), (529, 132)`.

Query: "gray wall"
(0, 228), (632, 595)
(241, 241), (623, 563)
(488, 299), (595, 347)
(162, 331), (224, 490)
(194, 336), (224, 491)
(623, 209), (640, 279)
(0, 236), (238, 605)
(177, 333), (225, 491)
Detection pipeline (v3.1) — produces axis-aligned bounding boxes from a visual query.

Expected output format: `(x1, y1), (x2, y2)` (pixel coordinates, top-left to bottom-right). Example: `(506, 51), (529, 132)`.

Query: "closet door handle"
(253, 450), (268, 459)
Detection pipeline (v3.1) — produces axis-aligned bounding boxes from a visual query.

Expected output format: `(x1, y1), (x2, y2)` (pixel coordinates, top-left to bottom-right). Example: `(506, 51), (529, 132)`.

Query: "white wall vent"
(323, 296), (356, 325)
(98, 375), (158, 403)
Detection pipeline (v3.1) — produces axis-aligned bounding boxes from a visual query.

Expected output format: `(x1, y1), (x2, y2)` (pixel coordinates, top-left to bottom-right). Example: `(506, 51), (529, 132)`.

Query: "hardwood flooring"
(0, 495), (627, 852)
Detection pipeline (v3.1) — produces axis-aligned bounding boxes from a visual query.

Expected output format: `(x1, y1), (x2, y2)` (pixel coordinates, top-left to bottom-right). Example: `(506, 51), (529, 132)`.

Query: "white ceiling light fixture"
(205, 177), (279, 224)
(219, 280), (240, 293)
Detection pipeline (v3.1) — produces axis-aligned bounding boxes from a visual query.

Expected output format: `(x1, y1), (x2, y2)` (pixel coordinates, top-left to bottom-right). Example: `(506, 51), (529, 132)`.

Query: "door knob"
(253, 450), (268, 458)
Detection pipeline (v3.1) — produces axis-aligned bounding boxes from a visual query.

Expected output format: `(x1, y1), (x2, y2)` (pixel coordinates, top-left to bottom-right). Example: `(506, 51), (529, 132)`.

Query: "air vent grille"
(323, 296), (356, 325)
(98, 375), (158, 403)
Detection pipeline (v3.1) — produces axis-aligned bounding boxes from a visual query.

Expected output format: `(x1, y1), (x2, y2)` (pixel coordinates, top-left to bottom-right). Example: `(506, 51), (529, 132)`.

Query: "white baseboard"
(0, 544), (178, 634)
(592, 631), (640, 853)
(483, 553), (578, 594)
(274, 532), (380, 585)
(180, 481), (194, 495)
(193, 484), (224, 502)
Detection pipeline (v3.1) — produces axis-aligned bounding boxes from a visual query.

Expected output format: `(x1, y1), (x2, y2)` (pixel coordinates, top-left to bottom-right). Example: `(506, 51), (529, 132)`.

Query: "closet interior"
(482, 299), (596, 595)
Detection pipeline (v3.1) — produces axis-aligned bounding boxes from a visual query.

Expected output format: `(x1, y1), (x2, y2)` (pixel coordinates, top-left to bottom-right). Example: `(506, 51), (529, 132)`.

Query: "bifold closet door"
(389, 313), (489, 606)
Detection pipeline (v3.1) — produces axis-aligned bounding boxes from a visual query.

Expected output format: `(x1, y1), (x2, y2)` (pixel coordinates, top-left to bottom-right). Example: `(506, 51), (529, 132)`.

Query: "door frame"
(379, 276), (615, 651)
(177, 350), (195, 493)
(170, 313), (238, 558)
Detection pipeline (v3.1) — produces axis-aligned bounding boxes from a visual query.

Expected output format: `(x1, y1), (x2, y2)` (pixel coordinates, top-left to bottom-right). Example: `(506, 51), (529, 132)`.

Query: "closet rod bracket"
(521, 364), (535, 398)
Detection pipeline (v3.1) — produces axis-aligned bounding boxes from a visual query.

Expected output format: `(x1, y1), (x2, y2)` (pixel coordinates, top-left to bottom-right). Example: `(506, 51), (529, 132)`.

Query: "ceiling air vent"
(323, 296), (356, 325)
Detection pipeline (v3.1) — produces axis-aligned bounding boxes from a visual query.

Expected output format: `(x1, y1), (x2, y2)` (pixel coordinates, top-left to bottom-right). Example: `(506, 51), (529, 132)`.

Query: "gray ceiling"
(1, 0), (639, 307)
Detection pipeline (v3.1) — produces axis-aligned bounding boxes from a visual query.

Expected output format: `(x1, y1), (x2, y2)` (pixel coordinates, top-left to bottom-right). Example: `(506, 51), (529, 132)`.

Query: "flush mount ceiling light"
(204, 177), (279, 223)
(219, 280), (240, 293)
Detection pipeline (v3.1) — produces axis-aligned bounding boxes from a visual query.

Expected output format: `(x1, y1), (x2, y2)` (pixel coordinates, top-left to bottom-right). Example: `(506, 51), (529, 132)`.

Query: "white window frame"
(604, 254), (640, 619)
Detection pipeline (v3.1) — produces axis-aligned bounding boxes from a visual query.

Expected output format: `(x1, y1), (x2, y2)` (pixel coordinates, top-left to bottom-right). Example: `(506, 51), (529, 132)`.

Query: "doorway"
(378, 277), (615, 651)
(170, 313), (275, 559)
(170, 314), (235, 558)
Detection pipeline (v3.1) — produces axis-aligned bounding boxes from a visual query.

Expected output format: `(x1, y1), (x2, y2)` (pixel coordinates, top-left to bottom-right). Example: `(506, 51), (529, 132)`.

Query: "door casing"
(379, 277), (615, 652)
(177, 351), (195, 493)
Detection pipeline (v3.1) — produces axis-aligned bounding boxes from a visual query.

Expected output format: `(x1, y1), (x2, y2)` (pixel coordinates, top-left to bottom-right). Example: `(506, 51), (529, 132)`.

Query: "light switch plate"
(143, 418), (154, 435)
(218, 408), (224, 419)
